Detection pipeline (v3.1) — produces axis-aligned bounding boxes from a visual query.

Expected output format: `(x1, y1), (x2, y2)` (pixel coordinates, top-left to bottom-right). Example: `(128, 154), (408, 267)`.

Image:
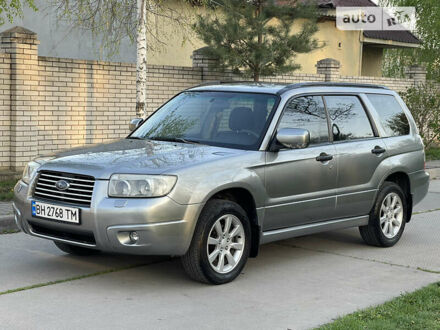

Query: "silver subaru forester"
(14, 82), (429, 284)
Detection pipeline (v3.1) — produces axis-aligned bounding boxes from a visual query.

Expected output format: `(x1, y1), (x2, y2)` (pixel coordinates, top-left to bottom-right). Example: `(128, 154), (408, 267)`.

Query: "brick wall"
(0, 27), (427, 171)
(0, 27), (205, 170)
(338, 76), (415, 94)
(28, 58), (202, 166)
(0, 53), (11, 169)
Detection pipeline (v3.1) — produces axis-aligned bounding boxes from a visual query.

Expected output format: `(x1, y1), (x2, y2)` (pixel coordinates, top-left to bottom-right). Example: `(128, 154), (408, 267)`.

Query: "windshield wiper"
(149, 137), (202, 145)
(126, 136), (145, 140)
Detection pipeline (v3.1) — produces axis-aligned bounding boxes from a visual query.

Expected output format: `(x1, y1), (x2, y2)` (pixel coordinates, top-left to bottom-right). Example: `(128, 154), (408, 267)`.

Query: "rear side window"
(324, 96), (374, 141)
(279, 96), (329, 145)
(366, 94), (410, 136)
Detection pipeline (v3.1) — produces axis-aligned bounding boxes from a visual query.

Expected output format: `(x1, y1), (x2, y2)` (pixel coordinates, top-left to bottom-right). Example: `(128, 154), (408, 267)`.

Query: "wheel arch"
(207, 186), (261, 258)
(381, 171), (413, 222)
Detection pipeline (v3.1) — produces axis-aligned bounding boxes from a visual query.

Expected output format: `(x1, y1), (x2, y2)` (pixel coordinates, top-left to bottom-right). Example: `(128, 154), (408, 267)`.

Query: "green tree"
(402, 82), (440, 148)
(193, 0), (320, 81)
(0, 0), (37, 25)
(382, 0), (440, 81)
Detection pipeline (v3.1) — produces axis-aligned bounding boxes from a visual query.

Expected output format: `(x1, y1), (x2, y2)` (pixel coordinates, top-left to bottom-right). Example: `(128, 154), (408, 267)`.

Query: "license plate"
(31, 201), (80, 224)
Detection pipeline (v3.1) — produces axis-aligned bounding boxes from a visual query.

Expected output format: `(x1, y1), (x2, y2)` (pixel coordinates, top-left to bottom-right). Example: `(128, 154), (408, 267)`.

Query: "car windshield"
(130, 91), (279, 150)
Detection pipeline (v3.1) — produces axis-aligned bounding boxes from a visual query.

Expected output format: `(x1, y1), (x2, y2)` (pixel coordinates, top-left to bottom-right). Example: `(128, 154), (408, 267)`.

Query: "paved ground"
(0, 182), (439, 329)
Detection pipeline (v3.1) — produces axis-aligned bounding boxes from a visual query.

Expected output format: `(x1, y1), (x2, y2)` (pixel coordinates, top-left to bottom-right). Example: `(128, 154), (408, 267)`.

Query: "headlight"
(108, 174), (177, 198)
(22, 157), (54, 184)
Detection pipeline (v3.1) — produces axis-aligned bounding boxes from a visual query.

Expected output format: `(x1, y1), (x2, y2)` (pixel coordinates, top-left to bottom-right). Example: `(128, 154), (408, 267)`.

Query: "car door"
(264, 95), (338, 231)
(323, 95), (387, 219)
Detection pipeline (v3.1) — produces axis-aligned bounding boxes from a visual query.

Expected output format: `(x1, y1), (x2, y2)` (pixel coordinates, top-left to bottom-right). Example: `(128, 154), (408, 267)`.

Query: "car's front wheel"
(54, 241), (99, 256)
(181, 199), (251, 284)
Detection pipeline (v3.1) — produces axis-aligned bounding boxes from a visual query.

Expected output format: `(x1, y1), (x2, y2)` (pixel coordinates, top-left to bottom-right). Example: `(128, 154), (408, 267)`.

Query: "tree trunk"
(254, 70), (260, 82)
(136, 0), (147, 118)
(254, 0), (263, 82)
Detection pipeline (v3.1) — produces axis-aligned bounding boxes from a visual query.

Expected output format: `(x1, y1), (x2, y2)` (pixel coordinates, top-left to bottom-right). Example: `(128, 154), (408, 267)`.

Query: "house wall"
(294, 20), (363, 77)
(151, 15), (366, 76)
(0, 28), (425, 171)
(0, 0), (207, 65)
(361, 46), (383, 77)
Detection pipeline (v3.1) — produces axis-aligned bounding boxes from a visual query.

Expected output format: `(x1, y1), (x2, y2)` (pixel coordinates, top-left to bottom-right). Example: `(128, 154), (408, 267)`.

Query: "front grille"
(34, 171), (95, 206)
(29, 221), (96, 245)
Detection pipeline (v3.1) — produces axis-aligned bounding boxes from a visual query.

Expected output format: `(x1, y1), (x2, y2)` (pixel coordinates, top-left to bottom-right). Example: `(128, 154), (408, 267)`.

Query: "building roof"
(316, 0), (420, 45)
(363, 30), (420, 44)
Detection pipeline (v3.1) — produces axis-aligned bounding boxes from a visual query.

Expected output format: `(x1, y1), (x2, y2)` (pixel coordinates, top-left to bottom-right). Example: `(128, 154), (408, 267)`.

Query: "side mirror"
(129, 118), (143, 132)
(273, 128), (310, 151)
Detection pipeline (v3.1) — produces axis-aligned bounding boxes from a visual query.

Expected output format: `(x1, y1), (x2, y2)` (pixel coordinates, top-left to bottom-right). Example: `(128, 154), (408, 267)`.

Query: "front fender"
(167, 151), (267, 207)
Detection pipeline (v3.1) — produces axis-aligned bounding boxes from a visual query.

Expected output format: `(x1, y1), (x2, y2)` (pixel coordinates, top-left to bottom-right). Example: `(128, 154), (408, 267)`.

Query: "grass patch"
(0, 179), (17, 201)
(318, 282), (440, 330)
(426, 147), (440, 161)
(0, 229), (20, 234)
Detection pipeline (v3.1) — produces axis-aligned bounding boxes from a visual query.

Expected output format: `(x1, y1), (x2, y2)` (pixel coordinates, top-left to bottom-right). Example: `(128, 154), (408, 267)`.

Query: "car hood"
(39, 139), (244, 179)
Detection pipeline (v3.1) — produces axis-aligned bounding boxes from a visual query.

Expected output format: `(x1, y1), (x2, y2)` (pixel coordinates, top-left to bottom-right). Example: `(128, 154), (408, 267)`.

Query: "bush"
(402, 82), (440, 148)
(0, 180), (16, 201)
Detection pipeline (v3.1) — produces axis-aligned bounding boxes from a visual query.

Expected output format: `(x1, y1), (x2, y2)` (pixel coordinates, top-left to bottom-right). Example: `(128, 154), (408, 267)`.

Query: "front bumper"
(13, 180), (202, 256)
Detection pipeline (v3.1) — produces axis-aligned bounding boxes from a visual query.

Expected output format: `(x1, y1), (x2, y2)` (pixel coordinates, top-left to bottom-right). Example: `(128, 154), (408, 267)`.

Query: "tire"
(359, 182), (407, 247)
(181, 199), (251, 284)
(54, 241), (99, 256)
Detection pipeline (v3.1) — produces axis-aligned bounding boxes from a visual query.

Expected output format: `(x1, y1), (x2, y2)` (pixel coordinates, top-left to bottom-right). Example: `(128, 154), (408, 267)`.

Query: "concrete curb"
(0, 215), (18, 232)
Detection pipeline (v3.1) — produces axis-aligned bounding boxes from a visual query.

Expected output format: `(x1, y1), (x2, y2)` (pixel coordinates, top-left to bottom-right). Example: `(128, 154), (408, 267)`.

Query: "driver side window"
(278, 96), (329, 145)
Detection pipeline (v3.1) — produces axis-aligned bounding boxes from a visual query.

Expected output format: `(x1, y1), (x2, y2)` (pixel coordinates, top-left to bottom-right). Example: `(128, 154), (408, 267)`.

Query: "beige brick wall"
(0, 53), (11, 170)
(26, 58), (203, 166)
(339, 76), (413, 94)
(265, 73), (326, 84)
(0, 29), (424, 171)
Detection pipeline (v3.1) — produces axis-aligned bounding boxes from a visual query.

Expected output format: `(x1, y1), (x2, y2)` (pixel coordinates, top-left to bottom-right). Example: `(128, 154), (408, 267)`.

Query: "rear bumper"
(13, 180), (202, 256)
(409, 170), (430, 206)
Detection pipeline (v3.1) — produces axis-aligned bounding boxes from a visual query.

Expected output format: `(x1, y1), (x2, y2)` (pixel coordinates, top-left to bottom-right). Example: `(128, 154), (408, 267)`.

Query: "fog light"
(129, 231), (139, 243)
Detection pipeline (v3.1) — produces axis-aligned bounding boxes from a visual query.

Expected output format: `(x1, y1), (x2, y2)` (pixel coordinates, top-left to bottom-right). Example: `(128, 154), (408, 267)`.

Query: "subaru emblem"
(55, 179), (70, 191)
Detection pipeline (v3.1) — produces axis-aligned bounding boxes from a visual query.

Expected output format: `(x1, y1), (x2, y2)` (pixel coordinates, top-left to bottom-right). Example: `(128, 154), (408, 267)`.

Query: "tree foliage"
(193, 0), (320, 81)
(382, 0), (440, 81)
(0, 0), (37, 25)
(402, 82), (440, 148)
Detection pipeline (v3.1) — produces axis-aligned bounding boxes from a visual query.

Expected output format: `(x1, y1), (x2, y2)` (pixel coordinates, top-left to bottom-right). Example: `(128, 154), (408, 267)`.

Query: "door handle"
(371, 146), (386, 155)
(316, 152), (333, 162)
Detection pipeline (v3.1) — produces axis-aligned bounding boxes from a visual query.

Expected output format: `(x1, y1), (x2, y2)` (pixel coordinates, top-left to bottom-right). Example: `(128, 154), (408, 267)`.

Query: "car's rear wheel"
(54, 241), (99, 256)
(181, 199), (251, 284)
(359, 182), (407, 247)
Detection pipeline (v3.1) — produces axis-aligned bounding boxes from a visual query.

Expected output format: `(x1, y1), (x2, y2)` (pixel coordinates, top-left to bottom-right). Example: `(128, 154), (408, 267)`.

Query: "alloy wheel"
(206, 214), (245, 274)
(380, 192), (403, 239)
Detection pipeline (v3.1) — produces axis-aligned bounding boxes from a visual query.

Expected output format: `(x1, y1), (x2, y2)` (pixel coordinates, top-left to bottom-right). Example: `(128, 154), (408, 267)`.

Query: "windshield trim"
(127, 90), (281, 151)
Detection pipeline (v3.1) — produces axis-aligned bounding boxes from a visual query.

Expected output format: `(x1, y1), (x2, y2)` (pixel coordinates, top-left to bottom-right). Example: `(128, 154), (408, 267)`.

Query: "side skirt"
(261, 215), (369, 244)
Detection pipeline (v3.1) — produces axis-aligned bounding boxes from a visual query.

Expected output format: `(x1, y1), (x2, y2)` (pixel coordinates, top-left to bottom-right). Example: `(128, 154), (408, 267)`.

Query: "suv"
(14, 82), (429, 284)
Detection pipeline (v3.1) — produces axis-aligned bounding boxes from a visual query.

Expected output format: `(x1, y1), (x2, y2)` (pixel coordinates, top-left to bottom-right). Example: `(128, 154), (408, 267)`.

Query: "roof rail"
(191, 80), (256, 88)
(189, 80), (286, 89)
(277, 82), (389, 94)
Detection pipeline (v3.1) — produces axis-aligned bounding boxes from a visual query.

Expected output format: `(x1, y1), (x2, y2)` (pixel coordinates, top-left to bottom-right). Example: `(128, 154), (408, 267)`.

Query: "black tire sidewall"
(371, 182), (407, 247)
(198, 200), (251, 284)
